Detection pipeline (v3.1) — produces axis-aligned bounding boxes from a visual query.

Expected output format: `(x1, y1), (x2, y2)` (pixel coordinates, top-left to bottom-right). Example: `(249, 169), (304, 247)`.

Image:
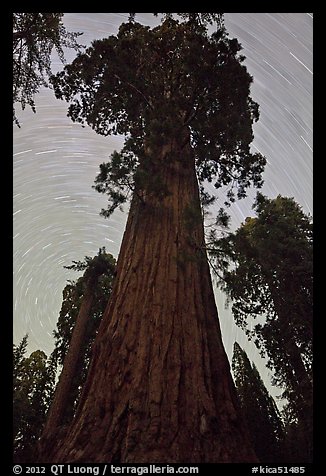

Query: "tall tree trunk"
(39, 279), (96, 449)
(285, 337), (313, 456)
(39, 138), (257, 463)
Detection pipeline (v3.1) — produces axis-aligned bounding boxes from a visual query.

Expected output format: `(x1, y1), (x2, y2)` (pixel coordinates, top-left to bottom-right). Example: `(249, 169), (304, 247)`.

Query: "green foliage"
(232, 342), (284, 462)
(93, 148), (138, 216)
(50, 14), (266, 216)
(281, 405), (312, 463)
(154, 13), (224, 28)
(13, 334), (28, 376)
(183, 200), (203, 231)
(210, 193), (313, 452)
(93, 145), (170, 217)
(13, 337), (56, 463)
(199, 185), (217, 208)
(215, 207), (231, 228)
(64, 246), (116, 282)
(51, 248), (116, 423)
(13, 13), (83, 126)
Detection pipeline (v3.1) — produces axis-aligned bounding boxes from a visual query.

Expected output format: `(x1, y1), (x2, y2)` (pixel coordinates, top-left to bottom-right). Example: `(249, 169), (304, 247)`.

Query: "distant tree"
(13, 249), (116, 463)
(39, 249), (116, 452)
(13, 336), (56, 463)
(210, 193), (313, 460)
(13, 12), (82, 126)
(281, 404), (311, 463)
(232, 342), (284, 463)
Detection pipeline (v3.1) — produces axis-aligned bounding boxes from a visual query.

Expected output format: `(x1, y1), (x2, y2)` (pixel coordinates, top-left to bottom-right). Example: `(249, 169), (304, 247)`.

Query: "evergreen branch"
(183, 87), (208, 126)
(206, 255), (229, 283)
(13, 30), (29, 41)
(113, 73), (154, 110)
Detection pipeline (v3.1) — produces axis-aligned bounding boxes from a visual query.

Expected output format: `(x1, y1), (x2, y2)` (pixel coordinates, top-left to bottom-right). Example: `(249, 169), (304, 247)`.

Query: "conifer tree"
(13, 337), (56, 463)
(232, 342), (284, 463)
(39, 13), (266, 463)
(40, 249), (116, 446)
(13, 12), (82, 126)
(14, 250), (116, 462)
(210, 193), (313, 456)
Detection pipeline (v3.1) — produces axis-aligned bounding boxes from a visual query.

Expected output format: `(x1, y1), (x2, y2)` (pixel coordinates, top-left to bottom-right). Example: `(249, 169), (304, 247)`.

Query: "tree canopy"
(13, 12), (82, 126)
(51, 14), (266, 216)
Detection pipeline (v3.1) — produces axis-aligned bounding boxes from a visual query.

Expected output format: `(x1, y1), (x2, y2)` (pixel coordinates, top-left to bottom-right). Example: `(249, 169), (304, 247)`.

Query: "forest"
(13, 13), (313, 465)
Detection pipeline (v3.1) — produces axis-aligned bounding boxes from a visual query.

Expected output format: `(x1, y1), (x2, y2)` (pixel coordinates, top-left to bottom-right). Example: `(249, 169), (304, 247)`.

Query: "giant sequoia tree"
(13, 336), (56, 463)
(40, 14), (266, 463)
(49, 250), (116, 425)
(40, 249), (116, 445)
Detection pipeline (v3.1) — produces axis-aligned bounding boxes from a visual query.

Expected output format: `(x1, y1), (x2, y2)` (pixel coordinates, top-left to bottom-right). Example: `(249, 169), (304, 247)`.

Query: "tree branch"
(206, 255), (229, 283)
(183, 87), (208, 126)
(13, 30), (28, 41)
(114, 73), (153, 110)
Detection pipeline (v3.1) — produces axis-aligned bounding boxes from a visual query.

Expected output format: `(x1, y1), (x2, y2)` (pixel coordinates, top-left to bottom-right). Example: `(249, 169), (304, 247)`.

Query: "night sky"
(13, 13), (313, 401)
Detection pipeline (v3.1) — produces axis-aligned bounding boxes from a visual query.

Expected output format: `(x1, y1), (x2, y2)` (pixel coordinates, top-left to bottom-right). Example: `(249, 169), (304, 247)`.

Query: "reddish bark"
(39, 139), (257, 463)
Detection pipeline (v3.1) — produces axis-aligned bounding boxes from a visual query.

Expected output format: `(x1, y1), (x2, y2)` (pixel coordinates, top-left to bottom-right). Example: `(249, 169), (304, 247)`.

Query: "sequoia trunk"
(40, 138), (257, 463)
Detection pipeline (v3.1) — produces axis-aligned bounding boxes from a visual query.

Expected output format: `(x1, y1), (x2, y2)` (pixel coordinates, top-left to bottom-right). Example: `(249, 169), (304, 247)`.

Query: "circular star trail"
(13, 13), (312, 398)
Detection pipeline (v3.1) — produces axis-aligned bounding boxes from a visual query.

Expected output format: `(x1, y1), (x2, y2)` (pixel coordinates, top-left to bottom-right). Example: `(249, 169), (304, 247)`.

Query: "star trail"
(13, 13), (313, 399)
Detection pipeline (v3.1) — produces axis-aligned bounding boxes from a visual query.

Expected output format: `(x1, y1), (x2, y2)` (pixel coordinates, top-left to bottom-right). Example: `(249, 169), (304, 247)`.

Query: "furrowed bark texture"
(43, 139), (257, 463)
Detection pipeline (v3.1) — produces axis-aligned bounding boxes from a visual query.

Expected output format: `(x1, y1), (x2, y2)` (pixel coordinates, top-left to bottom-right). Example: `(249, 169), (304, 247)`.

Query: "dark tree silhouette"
(232, 342), (284, 463)
(39, 14), (266, 463)
(13, 12), (82, 126)
(13, 336), (56, 463)
(210, 193), (313, 461)
(39, 249), (116, 450)
(49, 251), (116, 424)
(13, 250), (116, 463)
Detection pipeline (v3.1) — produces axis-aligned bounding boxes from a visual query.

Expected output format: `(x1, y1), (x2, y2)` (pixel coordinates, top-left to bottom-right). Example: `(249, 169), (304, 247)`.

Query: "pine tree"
(232, 342), (284, 463)
(13, 337), (55, 463)
(38, 14), (266, 463)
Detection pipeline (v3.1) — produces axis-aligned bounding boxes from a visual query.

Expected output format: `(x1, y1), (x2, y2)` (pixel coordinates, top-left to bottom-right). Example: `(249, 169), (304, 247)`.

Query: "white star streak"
(290, 51), (313, 75)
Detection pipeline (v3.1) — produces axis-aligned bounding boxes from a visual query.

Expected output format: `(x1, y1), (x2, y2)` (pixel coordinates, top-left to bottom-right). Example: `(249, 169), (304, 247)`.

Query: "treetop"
(51, 15), (266, 215)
